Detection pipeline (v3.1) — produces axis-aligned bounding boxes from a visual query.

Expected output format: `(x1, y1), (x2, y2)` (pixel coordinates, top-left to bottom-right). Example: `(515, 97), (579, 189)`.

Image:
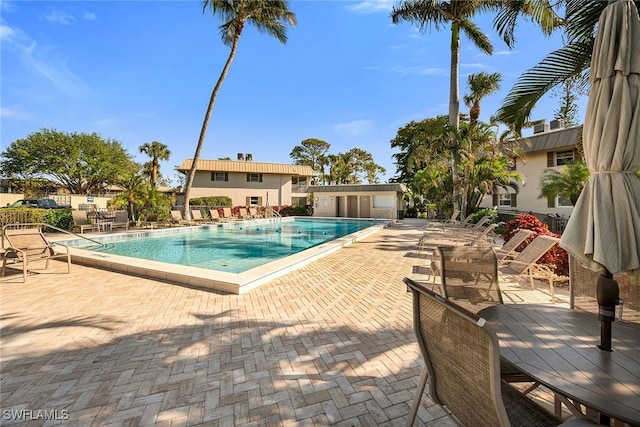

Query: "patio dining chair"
(1, 224), (71, 282)
(109, 211), (129, 231)
(433, 245), (503, 312)
(403, 277), (598, 427)
(499, 235), (562, 303)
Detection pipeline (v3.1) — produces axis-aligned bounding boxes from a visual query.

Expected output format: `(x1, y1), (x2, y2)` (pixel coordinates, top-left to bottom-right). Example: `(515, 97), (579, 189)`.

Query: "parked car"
(5, 199), (70, 209)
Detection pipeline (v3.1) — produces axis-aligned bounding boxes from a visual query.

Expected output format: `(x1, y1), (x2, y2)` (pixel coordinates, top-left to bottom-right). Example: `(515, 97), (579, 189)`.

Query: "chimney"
(246, 153), (253, 161)
(550, 119), (565, 130)
(533, 121), (550, 134)
(237, 153), (244, 161)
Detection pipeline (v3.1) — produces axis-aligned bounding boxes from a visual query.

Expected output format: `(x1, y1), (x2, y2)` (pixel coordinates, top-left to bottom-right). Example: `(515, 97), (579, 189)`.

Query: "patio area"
(0, 219), (568, 426)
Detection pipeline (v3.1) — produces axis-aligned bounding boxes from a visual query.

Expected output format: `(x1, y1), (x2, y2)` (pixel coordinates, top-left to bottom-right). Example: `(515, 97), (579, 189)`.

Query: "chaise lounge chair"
(498, 234), (562, 303)
(1, 224), (71, 282)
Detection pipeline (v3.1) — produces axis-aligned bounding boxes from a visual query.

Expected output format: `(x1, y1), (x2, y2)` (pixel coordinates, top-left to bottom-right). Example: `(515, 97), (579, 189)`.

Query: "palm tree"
(496, 0), (640, 132)
(139, 141), (171, 186)
(463, 71), (502, 123)
(538, 161), (590, 205)
(181, 0), (296, 219)
(391, 0), (560, 210)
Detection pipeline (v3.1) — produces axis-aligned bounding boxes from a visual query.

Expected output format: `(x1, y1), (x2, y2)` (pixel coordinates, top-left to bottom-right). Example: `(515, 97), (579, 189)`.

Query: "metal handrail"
(2, 223), (106, 248)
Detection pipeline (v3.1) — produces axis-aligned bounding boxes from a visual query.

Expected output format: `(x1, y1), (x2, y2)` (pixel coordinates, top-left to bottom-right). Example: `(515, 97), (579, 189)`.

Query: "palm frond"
(495, 40), (593, 130)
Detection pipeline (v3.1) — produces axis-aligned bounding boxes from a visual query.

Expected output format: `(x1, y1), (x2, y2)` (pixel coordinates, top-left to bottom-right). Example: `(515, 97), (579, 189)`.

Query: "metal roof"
(177, 159), (314, 176)
(519, 125), (582, 153)
(306, 183), (408, 193)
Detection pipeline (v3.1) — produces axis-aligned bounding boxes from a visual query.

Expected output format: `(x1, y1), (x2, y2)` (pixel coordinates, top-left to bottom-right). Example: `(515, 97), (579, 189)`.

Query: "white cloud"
(83, 12), (96, 21)
(390, 65), (445, 75)
(45, 10), (76, 25)
(91, 118), (116, 128)
(495, 50), (517, 56)
(2, 22), (92, 96)
(460, 62), (489, 69)
(347, 0), (396, 14)
(333, 120), (374, 136)
(0, 24), (16, 42)
(0, 106), (32, 120)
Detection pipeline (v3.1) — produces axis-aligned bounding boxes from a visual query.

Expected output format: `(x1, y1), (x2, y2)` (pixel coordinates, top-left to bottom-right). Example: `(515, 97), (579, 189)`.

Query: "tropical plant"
(538, 161), (589, 205)
(463, 71), (502, 123)
(391, 0), (560, 210)
(290, 138), (331, 184)
(1, 129), (133, 195)
(139, 141), (171, 186)
(496, 0), (640, 132)
(181, 0), (296, 219)
(327, 148), (386, 184)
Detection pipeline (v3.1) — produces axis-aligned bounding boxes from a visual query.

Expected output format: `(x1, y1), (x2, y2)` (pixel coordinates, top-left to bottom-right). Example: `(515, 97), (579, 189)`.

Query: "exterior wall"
(187, 170), (296, 206)
(312, 191), (400, 219)
(479, 150), (576, 216)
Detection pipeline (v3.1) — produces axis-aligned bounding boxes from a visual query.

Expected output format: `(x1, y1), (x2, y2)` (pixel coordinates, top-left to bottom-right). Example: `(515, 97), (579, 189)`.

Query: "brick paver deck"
(0, 219), (568, 426)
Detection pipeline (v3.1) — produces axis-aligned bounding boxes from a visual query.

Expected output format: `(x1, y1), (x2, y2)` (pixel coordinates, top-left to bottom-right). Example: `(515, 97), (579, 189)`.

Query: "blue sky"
(1, 0), (588, 185)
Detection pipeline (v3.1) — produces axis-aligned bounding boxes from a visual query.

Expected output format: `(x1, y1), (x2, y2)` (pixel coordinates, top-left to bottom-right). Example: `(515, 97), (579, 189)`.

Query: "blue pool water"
(67, 218), (377, 273)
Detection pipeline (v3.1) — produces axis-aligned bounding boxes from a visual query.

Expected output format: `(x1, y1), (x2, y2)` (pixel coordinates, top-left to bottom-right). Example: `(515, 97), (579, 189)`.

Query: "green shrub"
(470, 207), (497, 224)
(292, 205), (308, 216)
(404, 207), (418, 218)
(44, 209), (72, 230)
(190, 196), (232, 207)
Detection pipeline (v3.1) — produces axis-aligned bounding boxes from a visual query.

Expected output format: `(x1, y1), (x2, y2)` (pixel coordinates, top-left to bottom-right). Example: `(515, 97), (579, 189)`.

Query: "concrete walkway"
(0, 219), (568, 426)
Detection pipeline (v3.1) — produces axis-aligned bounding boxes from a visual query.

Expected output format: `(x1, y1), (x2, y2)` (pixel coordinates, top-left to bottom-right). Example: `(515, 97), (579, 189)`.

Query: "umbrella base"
(596, 274), (620, 351)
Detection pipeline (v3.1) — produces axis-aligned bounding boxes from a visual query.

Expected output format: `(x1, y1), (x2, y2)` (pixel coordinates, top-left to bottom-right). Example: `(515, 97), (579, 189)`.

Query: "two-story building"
(486, 120), (582, 216)
(176, 158), (314, 207)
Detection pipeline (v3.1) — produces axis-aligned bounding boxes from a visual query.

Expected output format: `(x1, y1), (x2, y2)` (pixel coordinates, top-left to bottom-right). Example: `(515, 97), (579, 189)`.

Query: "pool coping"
(64, 217), (390, 294)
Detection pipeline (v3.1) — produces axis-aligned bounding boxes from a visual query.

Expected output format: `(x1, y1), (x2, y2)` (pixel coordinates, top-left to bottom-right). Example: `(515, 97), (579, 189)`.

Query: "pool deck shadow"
(0, 218), (568, 426)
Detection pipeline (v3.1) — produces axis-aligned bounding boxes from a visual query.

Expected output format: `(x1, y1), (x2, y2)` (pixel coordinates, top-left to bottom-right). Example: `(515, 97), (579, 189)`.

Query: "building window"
(555, 150), (574, 166)
(498, 194), (512, 207)
(556, 194), (573, 207)
(493, 193), (517, 208)
(292, 196), (307, 206)
(292, 176), (307, 186)
(211, 172), (228, 181)
(247, 173), (263, 182)
(246, 196), (262, 206)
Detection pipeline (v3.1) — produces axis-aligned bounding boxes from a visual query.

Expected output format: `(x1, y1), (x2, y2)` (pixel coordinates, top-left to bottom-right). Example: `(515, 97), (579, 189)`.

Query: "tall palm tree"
(496, 0), (640, 132)
(391, 0), (560, 211)
(181, 0), (296, 219)
(463, 71), (502, 122)
(139, 141), (171, 186)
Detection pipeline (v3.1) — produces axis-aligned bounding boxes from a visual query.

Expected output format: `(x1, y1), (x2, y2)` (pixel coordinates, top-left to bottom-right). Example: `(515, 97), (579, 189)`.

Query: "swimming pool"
(65, 217), (388, 294)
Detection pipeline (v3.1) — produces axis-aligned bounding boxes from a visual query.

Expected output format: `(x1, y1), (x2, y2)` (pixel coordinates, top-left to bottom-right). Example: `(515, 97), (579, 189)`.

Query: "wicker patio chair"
(499, 235), (561, 303)
(403, 277), (597, 427)
(433, 245), (503, 313)
(1, 224), (71, 282)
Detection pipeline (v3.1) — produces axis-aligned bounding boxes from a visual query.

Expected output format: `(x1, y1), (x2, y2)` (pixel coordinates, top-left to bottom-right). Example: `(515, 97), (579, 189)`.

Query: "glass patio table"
(478, 304), (640, 426)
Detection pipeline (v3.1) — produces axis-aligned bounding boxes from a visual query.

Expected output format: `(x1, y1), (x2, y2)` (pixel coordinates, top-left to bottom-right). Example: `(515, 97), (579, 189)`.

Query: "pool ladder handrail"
(2, 222), (107, 248)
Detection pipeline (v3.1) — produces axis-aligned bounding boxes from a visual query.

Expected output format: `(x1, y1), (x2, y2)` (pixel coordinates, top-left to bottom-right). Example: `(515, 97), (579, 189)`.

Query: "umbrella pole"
(596, 270), (620, 351)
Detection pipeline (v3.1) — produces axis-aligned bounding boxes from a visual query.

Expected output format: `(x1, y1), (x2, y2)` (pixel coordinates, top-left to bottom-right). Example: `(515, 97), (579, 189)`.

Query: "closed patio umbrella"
(560, 0), (640, 351)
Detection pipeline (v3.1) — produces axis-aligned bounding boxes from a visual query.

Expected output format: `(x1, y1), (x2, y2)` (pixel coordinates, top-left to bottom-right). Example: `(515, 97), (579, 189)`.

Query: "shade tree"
(1, 128), (133, 195)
